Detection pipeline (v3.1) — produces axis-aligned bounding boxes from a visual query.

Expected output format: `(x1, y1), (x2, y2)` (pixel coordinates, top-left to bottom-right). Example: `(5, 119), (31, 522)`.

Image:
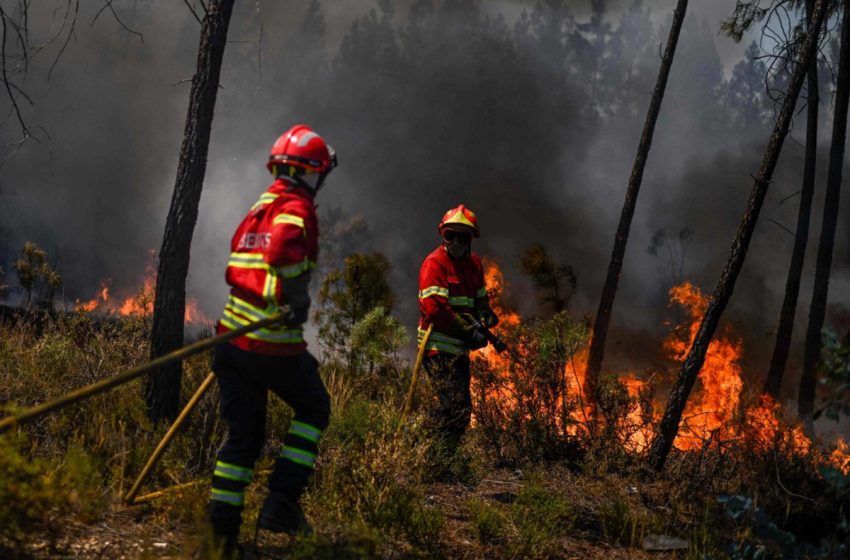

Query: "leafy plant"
(315, 253), (397, 380)
(468, 499), (506, 544)
(510, 476), (575, 557)
(815, 329), (850, 422)
(11, 242), (62, 308)
(472, 311), (589, 463)
(520, 242), (576, 314)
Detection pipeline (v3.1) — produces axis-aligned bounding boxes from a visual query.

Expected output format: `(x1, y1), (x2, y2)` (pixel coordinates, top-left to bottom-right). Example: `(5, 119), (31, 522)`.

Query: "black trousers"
(208, 342), (330, 535)
(423, 352), (471, 445)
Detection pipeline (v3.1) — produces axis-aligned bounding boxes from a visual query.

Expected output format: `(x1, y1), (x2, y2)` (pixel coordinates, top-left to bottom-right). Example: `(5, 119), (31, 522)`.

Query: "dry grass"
(0, 310), (848, 558)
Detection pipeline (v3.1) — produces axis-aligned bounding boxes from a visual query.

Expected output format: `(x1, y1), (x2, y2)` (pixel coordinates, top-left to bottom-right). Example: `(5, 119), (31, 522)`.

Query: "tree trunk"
(798, 0), (850, 432)
(586, 0), (689, 405)
(764, 0), (820, 400)
(647, 0), (830, 472)
(146, 0), (235, 423)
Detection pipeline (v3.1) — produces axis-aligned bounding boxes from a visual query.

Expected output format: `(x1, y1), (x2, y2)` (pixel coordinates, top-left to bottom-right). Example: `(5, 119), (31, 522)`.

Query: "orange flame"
(74, 255), (208, 324)
(75, 282), (110, 312)
(665, 282), (744, 450)
(472, 259), (523, 414)
(470, 261), (850, 469)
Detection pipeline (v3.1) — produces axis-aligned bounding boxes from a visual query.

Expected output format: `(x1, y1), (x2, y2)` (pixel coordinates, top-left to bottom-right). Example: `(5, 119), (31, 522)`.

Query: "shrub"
(0, 435), (102, 549)
(471, 311), (589, 463)
(468, 499), (507, 544)
(301, 394), (443, 554)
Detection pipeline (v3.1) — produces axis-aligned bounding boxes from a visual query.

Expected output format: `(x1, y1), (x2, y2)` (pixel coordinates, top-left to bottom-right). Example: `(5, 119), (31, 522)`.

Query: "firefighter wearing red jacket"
(418, 205), (498, 447)
(205, 125), (337, 553)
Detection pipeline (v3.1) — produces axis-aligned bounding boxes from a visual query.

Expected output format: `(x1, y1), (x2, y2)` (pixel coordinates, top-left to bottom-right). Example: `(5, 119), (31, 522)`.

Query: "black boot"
(257, 491), (312, 535)
(201, 502), (244, 559)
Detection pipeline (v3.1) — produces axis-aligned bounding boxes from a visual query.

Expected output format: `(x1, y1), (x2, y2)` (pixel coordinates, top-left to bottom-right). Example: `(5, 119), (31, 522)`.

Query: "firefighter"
(204, 125), (337, 555)
(417, 204), (498, 448)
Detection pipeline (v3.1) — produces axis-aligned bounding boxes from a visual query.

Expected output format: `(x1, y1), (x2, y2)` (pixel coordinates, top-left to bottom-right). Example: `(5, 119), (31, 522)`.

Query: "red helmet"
(266, 124), (338, 175)
(438, 204), (480, 237)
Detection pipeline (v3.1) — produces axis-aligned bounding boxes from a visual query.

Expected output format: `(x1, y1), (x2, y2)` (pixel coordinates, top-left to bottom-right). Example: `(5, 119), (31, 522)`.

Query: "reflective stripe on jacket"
(216, 177), (318, 356)
(418, 245), (488, 355)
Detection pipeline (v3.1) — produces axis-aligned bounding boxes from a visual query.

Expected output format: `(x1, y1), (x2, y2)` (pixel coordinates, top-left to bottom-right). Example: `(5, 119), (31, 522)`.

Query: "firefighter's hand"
(478, 308), (499, 329)
(285, 298), (310, 326)
(467, 328), (488, 351)
(461, 317), (487, 350)
(282, 274), (311, 326)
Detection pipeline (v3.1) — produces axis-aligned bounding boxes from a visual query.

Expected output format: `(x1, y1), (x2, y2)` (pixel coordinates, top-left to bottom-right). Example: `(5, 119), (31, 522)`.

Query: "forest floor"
(11, 466), (687, 559)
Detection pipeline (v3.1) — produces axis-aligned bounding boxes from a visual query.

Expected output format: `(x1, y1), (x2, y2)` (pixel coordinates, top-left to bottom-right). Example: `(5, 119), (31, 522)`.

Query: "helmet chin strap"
(279, 170), (328, 196)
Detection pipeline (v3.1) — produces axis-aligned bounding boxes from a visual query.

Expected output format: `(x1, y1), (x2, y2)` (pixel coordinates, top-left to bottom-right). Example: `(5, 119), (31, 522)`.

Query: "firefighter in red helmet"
(204, 125), (337, 556)
(417, 204), (498, 448)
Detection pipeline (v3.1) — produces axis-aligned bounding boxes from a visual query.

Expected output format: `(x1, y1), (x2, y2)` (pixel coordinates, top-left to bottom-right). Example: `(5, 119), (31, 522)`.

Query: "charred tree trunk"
(147, 0), (235, 422)
(647, 0), (829, 472)
(585, 0), (689, 405)
(764, 0), (820, 400)
(798, 0), (850, 432)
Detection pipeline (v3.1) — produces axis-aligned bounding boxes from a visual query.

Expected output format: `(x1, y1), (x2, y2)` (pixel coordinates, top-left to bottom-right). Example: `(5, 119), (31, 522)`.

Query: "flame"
(665, 282), (744, 450)
(74, 254), (208, 324)
(75, 282), (110, 312)
(472, 259), (523, 415)
(829, 438), (850, 473)
(473, 259), (594, 436)
(469, 261), (850, 469)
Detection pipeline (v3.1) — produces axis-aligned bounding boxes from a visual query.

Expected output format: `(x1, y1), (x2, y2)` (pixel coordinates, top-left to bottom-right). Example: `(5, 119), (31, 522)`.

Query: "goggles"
(442, 229), (472, 244)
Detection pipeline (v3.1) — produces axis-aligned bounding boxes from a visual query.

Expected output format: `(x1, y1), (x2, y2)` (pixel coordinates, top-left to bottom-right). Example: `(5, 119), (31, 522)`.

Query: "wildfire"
(473, 259), (523, 408)
(665, 282), (744, 450)
(74, 256), (208, 324)
(472, 260), (850, 469)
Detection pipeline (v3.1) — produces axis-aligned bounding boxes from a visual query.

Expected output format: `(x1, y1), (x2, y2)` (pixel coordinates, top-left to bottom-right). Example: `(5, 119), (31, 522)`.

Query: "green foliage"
(720, 2), (770, 43)
(599, 497), (659, 548)
(14, 241), (47, 305)
(467, 499), (507, 544)
(510, 476), (575, 558)
(0, 435), (101, 547)
(349, 305), (409, 395)
(11, 241), (62, 308)
(289, 529), (383, 559)
(0, 313), (226, 551)
(466, 478), (577, 557)
(302, 394), (443, 554)
(815, 329), (850, 423)
(315, 253), (404, 396)
(519, 242), (576, 314)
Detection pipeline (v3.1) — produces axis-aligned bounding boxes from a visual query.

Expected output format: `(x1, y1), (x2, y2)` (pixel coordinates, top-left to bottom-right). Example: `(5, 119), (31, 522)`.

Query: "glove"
(467, 328), (488, 351)
(281, 273), (311, 326)
(477, 306), (499, 329)
(454, 313), (488, 350)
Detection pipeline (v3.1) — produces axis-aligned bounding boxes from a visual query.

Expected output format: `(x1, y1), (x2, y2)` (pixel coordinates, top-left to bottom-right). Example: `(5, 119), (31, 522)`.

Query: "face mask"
(446, 239), (470, 258)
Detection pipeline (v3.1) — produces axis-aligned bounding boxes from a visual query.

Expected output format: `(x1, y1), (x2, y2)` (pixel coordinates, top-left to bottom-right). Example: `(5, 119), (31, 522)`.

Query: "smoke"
(1, 0), (848, 381)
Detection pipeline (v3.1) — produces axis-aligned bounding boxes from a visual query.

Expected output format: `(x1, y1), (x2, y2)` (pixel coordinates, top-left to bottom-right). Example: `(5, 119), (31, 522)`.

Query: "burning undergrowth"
(73, 251), (209, 325)
(471, 260), (849, 474)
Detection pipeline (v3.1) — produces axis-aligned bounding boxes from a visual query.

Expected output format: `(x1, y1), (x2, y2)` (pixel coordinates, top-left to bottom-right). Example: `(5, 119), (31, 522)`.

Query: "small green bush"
(468, 499), (507, 544)
(302, 393), (442, 554)
(598, 497), (659, 548)
(510, 476), (575, 557)
(0, 435), (102, 548)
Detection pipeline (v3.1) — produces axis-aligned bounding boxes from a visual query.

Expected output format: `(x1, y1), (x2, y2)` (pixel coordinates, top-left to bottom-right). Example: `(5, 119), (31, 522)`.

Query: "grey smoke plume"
(1, 0), (848, 387)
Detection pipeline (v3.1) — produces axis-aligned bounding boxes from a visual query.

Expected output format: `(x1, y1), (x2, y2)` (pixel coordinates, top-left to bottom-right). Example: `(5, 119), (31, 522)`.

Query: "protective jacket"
(216, 177), (318, 356)
(418, 246), (488, 355)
